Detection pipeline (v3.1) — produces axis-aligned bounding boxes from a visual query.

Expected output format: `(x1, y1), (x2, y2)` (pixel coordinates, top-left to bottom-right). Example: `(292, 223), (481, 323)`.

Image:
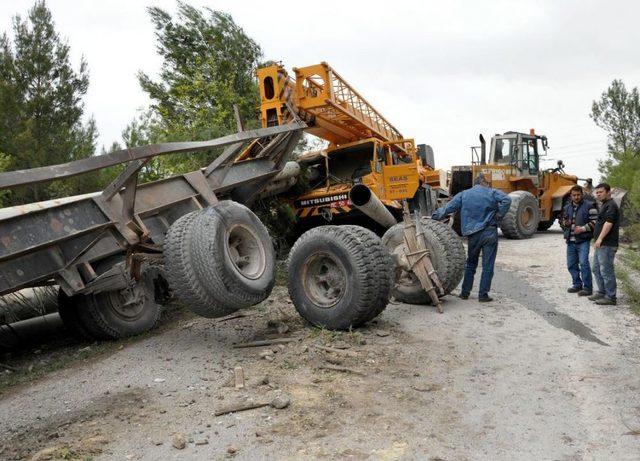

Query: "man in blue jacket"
(561, 185), (598, 296)
(432, 173), (511, 302)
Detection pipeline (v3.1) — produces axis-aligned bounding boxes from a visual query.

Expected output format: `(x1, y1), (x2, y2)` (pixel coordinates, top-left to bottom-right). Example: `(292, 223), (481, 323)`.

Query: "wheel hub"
(302, 253), (347, 308)
(225, 224), (266, 280)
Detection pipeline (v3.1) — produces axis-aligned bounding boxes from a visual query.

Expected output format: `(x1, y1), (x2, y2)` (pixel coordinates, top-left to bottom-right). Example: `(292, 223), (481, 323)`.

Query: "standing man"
(561, 185), (598, 296)
(432, 173), (511, 302)
(589, 183), (620, 305)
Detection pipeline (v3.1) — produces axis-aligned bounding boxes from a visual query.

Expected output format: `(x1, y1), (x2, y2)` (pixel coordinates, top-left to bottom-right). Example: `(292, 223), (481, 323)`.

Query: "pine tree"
(0, 1), (96, 204)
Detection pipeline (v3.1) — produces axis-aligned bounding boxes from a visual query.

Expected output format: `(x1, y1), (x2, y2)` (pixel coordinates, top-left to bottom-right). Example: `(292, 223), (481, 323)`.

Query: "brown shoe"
(567, 286), (582, 293)
(577, 290), (592, 297)
(588, 293), (605, 301)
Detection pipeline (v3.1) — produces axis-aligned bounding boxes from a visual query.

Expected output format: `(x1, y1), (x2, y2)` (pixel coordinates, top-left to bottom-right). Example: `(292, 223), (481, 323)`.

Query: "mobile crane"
(252, 62), (464, 308)
(253, 62), (448, 231)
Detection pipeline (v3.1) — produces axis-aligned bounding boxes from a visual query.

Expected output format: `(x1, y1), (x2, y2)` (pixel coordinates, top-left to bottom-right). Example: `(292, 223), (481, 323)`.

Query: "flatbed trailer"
(0, 122), (305, 338)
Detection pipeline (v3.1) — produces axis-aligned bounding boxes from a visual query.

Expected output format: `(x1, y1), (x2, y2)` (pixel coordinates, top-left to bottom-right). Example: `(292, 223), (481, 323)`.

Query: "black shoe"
(595, 297), (617, 306)
(588, 293), (605, 301)
(459, 293), (469, 300)
(478, 296), (493, 303)
(577, 290), (592, 297)
(567, 286), (582, 293)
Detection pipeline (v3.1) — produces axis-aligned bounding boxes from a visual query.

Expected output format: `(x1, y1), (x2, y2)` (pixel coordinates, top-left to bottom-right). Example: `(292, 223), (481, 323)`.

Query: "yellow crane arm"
(257, 62), (404, 146)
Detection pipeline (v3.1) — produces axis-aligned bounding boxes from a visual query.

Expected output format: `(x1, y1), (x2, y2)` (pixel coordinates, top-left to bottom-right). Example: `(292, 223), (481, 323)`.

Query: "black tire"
(287, 225), (393, 330)
(71, 263), (163, 340)
(382, 218), (465, 305)
(537, 219), (555, 231)
(164, 201), (275, 318)
(500, 191), (540, 239)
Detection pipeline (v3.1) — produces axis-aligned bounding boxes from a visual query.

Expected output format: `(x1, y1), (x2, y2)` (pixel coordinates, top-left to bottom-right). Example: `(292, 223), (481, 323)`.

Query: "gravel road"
(1, 226), (639, 460)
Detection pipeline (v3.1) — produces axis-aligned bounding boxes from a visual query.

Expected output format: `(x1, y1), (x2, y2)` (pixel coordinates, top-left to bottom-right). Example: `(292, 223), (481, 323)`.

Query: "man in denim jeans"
(561, 185), (598, 296)
(432, 173), (511, 302)
(589, 183), (620, 305)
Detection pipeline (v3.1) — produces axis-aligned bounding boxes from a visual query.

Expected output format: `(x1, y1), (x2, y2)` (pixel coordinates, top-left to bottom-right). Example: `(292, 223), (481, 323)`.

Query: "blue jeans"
(461, 226), (498, 298)
(592, 246), (617, 300)
(566, 241), (592, 292)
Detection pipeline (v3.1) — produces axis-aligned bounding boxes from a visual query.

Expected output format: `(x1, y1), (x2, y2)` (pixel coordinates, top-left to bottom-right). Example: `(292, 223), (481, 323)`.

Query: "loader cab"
(489, 131), (547, 177)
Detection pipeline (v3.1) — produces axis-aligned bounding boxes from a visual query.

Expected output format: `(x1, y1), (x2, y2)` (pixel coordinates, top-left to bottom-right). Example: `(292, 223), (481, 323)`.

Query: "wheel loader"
(449, 129), (587, 239)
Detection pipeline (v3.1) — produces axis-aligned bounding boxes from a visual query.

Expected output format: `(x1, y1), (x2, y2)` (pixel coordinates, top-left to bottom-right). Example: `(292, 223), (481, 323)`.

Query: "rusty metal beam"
(0, 122), (305, 190)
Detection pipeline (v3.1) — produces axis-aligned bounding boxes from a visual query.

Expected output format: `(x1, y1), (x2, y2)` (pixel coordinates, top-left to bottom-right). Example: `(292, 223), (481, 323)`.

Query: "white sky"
(2, 0), (639, 182)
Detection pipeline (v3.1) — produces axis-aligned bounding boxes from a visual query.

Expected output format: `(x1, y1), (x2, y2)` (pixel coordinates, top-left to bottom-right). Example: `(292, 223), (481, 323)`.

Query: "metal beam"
(0, 122), (306, 190)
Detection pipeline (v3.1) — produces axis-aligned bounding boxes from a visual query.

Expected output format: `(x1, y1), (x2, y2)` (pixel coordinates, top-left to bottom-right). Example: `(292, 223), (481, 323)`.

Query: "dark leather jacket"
(561, 199), (597, 244)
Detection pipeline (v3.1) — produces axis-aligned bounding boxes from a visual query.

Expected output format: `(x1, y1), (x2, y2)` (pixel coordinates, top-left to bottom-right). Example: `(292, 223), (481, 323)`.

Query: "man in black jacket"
(588, 183), (620, 305)
(561, 185), (598, 296)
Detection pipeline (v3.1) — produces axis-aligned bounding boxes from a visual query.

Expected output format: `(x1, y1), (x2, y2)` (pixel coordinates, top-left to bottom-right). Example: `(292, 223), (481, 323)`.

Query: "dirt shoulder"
(1, 228), (639, 460)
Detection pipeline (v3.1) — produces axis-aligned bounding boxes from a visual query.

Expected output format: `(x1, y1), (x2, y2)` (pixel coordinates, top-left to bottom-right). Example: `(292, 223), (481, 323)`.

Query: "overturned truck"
(0, 121), (464, 340)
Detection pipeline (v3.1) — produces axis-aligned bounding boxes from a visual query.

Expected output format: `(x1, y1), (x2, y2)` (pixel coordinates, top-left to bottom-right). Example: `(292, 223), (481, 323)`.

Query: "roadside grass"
(619, 249), (640, 315)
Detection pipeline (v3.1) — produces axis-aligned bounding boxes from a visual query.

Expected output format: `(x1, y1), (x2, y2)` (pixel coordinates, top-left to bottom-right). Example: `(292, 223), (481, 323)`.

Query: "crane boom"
(257, 62), (403, 146)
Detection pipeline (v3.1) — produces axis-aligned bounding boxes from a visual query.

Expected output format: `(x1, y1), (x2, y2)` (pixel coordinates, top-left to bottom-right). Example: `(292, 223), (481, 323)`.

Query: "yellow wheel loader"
(450, 130), (588, 239)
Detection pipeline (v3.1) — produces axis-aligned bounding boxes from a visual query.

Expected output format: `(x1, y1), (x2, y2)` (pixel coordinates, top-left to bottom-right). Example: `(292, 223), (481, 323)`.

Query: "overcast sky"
(2, 0), (639, 182)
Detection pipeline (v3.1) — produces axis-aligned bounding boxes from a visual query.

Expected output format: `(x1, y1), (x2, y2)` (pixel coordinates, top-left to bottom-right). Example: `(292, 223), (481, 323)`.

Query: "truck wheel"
(73, 263), (163, 340)
(382, 218), (465, 305)
(500, 191), (540, 239)
(287, 225), (393, 330)
(164, 201), (275, 318)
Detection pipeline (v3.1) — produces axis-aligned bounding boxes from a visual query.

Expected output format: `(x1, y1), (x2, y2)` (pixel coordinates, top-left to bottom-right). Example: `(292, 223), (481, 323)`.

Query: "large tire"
(500, 191), (540, 239)
(287, 225), (393, 330)
(382, 218), (465, 305)
(164, 201), (275, 318)
(71, 263), (163, 340)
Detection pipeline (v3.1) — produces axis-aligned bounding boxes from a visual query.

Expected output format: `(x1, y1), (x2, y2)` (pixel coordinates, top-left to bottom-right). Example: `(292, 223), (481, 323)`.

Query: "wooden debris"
(215, 401), (270, 416)
(318, 364), (366, 376)
(215, 394), (291, 416)
(234, 366), (245, 389)
(233, 338), (297, 349)
(216, 312), (250, 323)
(312, 345), (358, 357)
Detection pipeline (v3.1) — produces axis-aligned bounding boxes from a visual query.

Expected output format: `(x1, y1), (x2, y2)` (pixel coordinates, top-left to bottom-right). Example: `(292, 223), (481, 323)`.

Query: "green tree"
(138, 3), (262, 148)
(0, 0), (96, 204)
(591, 79), (640, 157)
(591, 80), (640, 235)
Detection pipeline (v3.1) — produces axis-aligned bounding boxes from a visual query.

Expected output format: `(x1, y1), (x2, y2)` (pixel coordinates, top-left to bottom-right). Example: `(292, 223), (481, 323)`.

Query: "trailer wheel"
(164, 201), (275, 318)
(72, 264), (163, 340)
(500, 191), (540, 239)
(287, 225), (393, 330)
(382, 218), (465, 305)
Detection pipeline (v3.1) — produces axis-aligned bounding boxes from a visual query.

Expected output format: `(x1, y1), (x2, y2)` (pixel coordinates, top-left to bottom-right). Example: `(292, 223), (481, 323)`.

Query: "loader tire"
(164, 201), (275, 318)
(287, 225), (393, 330)
(382, 218), (465, 305)
(500, 191), (540, 239)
